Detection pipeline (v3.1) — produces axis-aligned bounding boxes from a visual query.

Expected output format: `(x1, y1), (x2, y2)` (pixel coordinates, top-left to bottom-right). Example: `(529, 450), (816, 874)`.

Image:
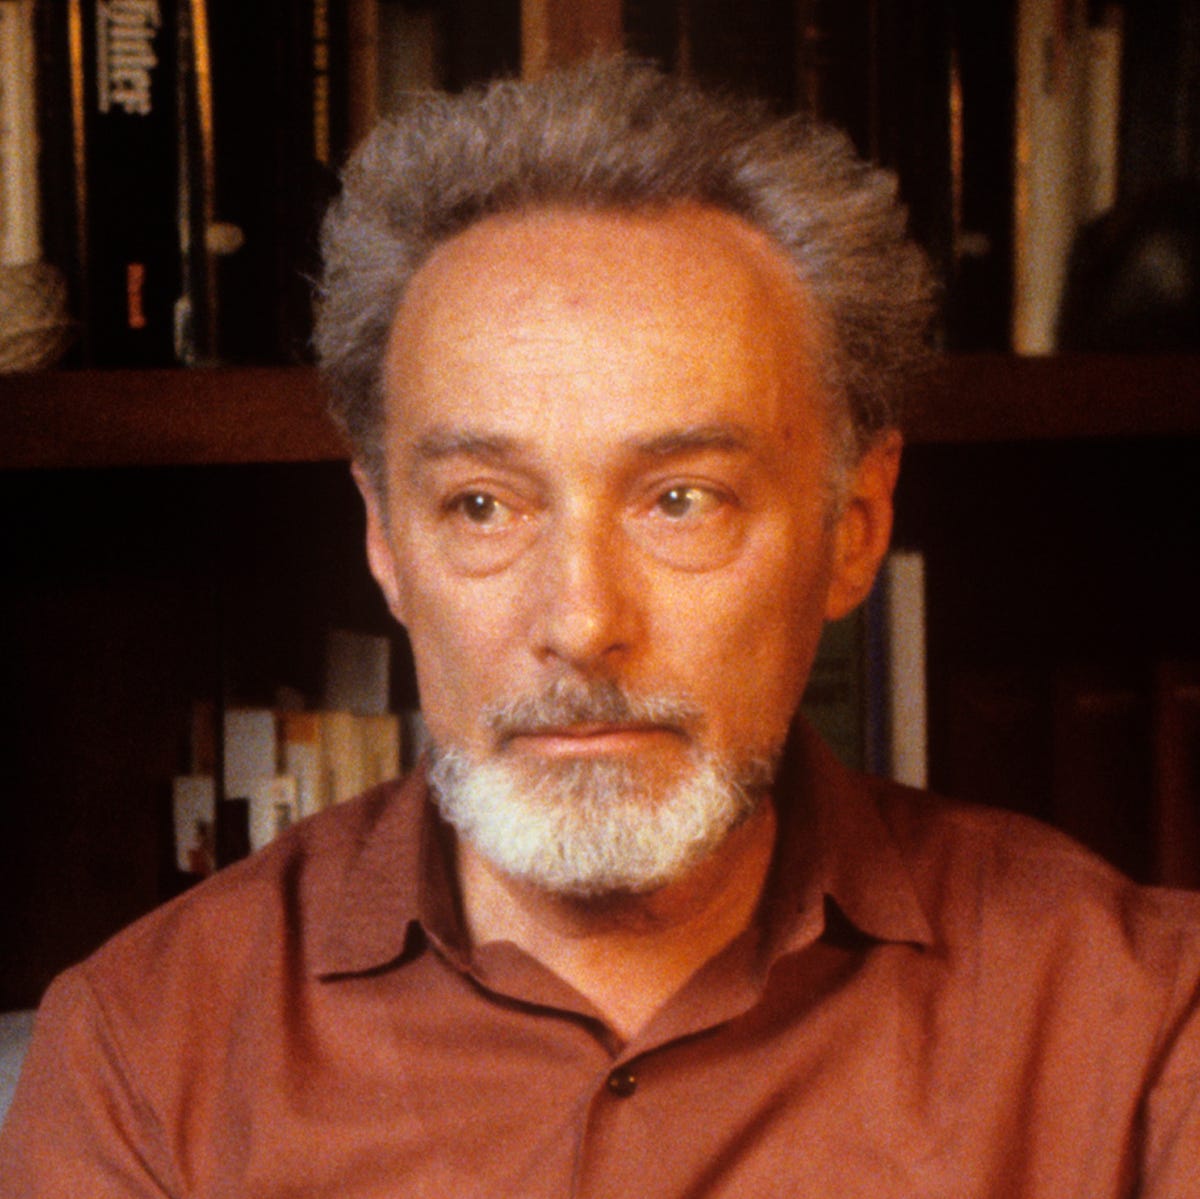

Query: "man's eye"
(448, 491), (511, 527)
(631, 482), (742, 570)
(435, 487), (532, 576)
(656, 485), (721, 520)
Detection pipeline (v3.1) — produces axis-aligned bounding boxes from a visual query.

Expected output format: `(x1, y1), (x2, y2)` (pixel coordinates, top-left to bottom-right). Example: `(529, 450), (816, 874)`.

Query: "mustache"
(483, 677), (703, 741)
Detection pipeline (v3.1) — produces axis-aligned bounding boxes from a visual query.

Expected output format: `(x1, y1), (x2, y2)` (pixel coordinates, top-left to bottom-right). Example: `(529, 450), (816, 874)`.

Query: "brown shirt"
(2, 725), (1199, 1197)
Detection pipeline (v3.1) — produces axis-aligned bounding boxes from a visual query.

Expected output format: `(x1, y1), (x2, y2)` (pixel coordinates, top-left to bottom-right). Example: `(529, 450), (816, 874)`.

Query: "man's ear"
(824, 431), (902, 622)
(352, 462), (408, 626)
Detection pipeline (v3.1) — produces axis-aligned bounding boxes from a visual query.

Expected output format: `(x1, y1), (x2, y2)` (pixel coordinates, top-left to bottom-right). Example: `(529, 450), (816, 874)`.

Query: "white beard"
(426, 678), (777, 897)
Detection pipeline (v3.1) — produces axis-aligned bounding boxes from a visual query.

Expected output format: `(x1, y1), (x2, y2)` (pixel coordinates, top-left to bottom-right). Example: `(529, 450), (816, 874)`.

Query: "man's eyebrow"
(409, 430), (521, 464)
(633, 423), (755, 458)
(405, 422), (755, 480)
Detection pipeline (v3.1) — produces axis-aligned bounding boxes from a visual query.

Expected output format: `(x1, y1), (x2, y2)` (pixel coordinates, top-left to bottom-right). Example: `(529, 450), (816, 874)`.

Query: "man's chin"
(497, 741), (695, 798)
(427, 744), (765, 897)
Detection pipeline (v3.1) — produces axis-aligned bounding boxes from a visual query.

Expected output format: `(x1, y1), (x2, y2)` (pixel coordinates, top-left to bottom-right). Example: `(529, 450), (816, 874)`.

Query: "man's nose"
(531, 513), (639, 670)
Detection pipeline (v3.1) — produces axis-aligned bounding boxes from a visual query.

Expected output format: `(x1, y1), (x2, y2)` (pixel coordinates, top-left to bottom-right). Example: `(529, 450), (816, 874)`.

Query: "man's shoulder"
(4, 779), (427, 1184)
(72, 776), (420, 1016)
(868, 775), (1200, 977)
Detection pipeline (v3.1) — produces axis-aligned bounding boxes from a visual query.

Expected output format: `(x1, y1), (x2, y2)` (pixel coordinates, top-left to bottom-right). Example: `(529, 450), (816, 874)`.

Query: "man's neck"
(456, 799), (778, 1041)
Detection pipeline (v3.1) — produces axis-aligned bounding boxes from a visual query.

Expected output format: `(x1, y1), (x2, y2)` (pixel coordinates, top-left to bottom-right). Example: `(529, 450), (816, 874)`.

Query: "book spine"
(1082, 9), (1122, 221)
(0, 0), (41, 266)
(801, 606), (868, 772)
(944, 5), (1017, 350)
(27, 0), (86, 360)
(281, 711), (327, 819)
(79, 0), (180, 365)
(799, 549), (928, 785)
(246, 775), (298, 853)
(345, 0), (378, 148)
(195, 0), (351, 364)
(1011, 0), (1120, 354)
(883, 549), (928, 790)
(171, 774), (215, 875)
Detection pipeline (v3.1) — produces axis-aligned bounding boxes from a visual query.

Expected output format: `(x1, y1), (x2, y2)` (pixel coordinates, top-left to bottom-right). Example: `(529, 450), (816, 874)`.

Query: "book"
(280, 710), (329, 820)
(1082, 9), (1122, 221)
(0, 0), (40, 266)
(1115, 0), (1200, 205)
(171, 773), (215, 875)
(800, 549), (927, 785)
(881, 549), (928, 788)
(30, 0), (83, 339)
(801, 605), (869, 773)
(196, 690), (404, 864)
(246, 774), (298, 853)
(178, 0), (351, 364)
(193, 705), (337, 861)
(222, 706), (277, 799)
(360, 711), (402, 789)
(375, 0), (439, 110)
(943, 3), (1018, 351)
(321, 708), (368, 805)
(281, 707), (404, 811)
(216, 705), (283, 865)
(70, 0), (181, 364)
(0, 0), (75, 371)
(1012, 0), (1123, 354)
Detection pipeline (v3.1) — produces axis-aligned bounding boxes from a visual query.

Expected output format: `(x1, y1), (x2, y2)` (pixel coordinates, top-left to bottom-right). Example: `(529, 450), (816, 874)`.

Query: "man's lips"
(502, 722), (686, 756)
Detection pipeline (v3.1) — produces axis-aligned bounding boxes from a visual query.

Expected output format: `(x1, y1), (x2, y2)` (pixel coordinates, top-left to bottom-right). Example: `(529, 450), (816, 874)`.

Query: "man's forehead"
(377, 202), (831, 478)
(388, 202), (816, 346)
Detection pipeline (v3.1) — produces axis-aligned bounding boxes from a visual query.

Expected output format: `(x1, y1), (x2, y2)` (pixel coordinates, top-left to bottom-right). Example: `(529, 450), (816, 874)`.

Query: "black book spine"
(79, 0), (180, 365)
(196, 0), (351, 365)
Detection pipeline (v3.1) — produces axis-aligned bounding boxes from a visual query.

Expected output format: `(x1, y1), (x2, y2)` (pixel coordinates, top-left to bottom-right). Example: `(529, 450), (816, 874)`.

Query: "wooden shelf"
(0, 366), (347, 470)
(1, 354), (1198, 470)
(908, 353), (1200, 444)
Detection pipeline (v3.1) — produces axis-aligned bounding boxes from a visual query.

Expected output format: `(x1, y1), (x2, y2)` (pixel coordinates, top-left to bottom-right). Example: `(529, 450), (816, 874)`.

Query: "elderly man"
(2, 59), (1198, 1197)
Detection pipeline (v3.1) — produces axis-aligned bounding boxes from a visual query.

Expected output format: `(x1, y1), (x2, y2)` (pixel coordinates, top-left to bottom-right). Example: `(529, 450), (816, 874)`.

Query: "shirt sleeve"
(0, 969), (178, 1198)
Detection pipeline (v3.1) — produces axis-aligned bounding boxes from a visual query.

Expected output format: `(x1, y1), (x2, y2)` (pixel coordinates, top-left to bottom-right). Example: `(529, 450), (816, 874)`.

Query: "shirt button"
(607, 1067), (638, 1098)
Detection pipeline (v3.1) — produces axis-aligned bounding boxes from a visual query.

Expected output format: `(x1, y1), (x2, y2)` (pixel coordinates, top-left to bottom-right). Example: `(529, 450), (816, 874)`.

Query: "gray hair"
(315, 57), (936, 484)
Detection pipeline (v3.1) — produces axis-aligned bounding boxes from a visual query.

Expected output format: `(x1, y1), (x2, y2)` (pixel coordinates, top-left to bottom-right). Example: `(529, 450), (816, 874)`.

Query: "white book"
(280, 711), (329, 818)
(1012, 1), (1124, 354)
(223, 708), (278, 799)
(1013, 0), (1088, 354)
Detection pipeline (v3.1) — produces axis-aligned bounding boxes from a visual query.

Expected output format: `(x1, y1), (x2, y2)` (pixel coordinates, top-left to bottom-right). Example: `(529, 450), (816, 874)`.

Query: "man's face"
(361, 204), (896, 891)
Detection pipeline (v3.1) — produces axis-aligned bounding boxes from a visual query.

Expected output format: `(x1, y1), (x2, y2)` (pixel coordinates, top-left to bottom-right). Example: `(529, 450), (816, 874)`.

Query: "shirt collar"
(311, 721), (935, 979)
(769, 720), (935, 954)
(311, 764), (463, 977)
